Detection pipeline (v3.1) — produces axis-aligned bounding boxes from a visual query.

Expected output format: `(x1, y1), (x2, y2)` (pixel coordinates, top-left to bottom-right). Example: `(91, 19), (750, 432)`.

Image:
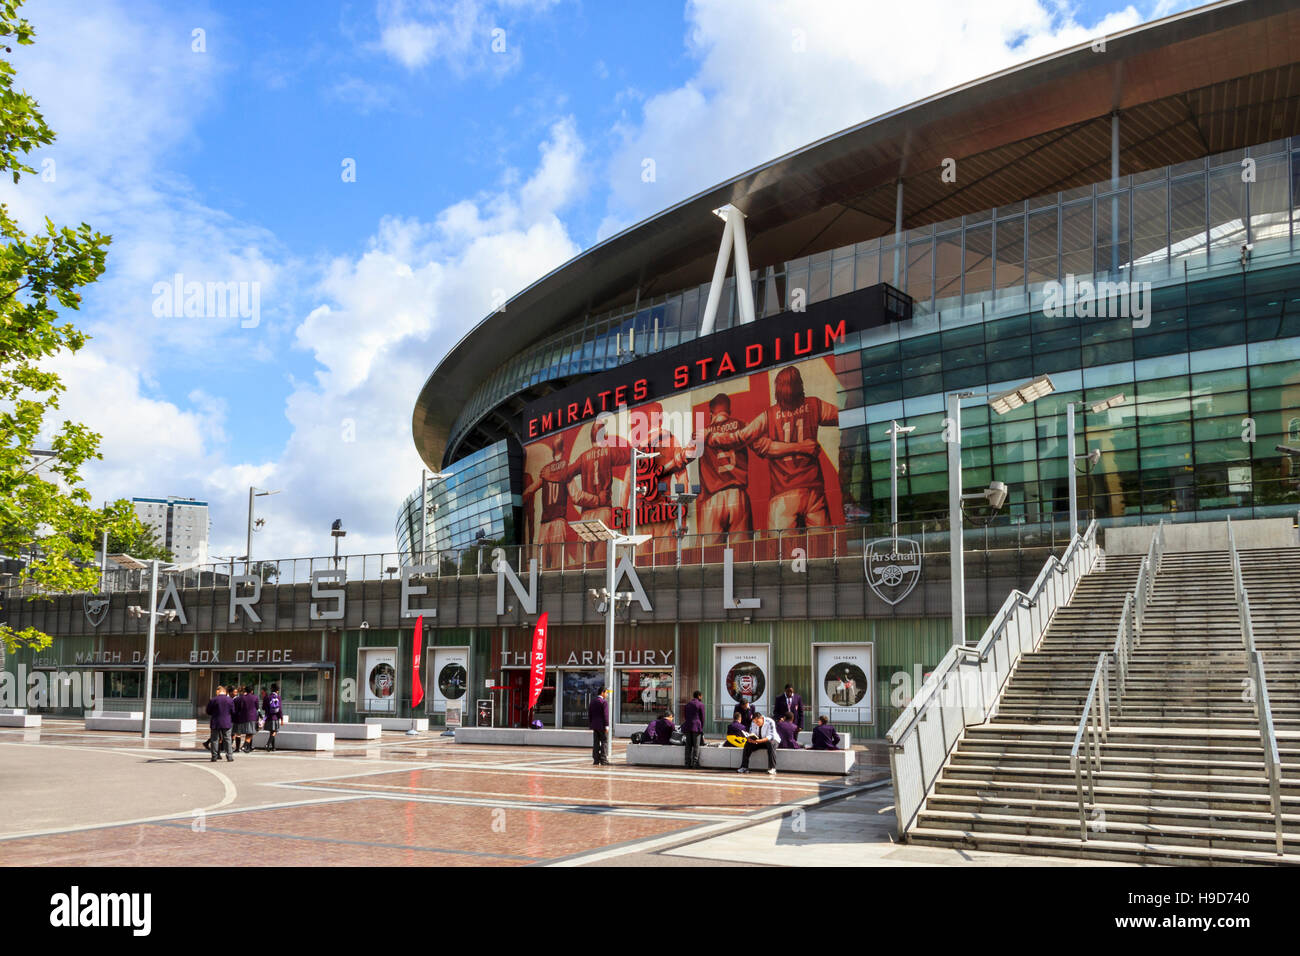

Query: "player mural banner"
(716, 644), (770, 720)
(521, 353), (845, 561)
(430, 646), (470, 714)
(814, 643), (874, 724)
(358, 647), (398, 713)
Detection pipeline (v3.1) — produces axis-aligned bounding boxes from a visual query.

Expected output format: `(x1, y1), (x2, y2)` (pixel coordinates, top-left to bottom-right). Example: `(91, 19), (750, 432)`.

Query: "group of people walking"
(587, 683), (843, 772)
(203, 683), (284, 762)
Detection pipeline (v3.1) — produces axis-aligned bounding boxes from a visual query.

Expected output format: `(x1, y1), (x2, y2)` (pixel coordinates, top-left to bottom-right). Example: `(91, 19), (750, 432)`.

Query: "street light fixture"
(1066, 393), (1126, 535)
(418, 469), (451, 564)
(331, 519), (347, 568)
(246, 487), (281, 567)
(569, 518), (650, 754)
(948, 376), (1056, 646)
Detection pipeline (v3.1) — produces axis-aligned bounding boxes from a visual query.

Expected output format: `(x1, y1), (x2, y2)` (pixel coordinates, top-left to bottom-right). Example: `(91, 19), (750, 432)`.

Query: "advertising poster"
(716, 644), (770, 720)
(815, 643), (874, 724)
(521, 354), (845, 561)
(358, 647), (398, 713)
(429, 646), (470, 714)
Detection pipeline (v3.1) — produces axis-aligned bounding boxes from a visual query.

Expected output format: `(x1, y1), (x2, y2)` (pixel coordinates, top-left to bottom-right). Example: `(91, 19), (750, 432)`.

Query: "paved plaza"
(0, 722), (1118, 867)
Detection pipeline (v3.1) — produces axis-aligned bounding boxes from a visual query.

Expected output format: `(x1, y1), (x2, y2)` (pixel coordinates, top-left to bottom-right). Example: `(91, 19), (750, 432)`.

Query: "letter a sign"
(529, 613), (549, 709)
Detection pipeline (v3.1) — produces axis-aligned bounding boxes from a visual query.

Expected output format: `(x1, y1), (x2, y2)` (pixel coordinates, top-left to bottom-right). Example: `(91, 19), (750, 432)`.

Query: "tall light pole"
(246, 487), (281, 566)
(419, 469), (450, 563)
(126, 557), (178, 741)
(948, 375), (1055, 647)
(885, 421), (916, 548)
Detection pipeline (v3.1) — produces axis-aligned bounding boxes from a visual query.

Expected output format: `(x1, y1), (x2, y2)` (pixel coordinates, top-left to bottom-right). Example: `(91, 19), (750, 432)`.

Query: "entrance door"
(503, 670), (555, 727)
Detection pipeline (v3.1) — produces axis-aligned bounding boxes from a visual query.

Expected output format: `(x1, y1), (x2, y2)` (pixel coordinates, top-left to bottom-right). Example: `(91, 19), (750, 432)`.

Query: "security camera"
(1085, 448), (1102, 467)
(984, 481), (1008, 511)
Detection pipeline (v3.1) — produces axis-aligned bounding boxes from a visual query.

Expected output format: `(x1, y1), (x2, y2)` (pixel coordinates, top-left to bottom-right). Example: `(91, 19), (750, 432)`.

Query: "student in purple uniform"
(587, 687), (610, 765)
(651, 712), (676, 745)
(810, 714), (841, 750)
(262, 683), (283, 752)
(232, 686), (259, 754)
(736, 699), (754, 731)
(723, 710), (747, 746)
(773, 684), (805, 731)
(775, 712), (803, 749)
(682, 691), (706, 768)
(205, 685), (236, 762)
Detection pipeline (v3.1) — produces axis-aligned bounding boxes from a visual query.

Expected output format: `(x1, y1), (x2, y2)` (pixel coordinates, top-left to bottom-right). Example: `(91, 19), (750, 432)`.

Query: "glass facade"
(447, 135), (1300, 535)
(396, 440), (519, 564)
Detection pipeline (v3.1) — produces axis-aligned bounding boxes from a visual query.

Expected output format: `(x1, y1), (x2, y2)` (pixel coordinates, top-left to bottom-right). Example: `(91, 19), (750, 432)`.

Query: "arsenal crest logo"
(83, 593), (110, 628)
(865, 537), (922, 606)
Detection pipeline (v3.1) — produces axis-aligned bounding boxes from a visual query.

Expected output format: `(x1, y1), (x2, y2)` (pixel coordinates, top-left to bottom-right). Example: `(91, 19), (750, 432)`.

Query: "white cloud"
(373, 0), (561, 75)
(599, 0), (1183, 238)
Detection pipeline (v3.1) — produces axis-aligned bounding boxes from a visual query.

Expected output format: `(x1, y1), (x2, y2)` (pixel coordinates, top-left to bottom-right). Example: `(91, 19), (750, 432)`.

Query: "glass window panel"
(854, 250), (879, 291)
(1130, 182), (1169, 267)
(832, 254), (855, 297)
(1208, 166), (1248, 265)
(1026, 209), (1059, 286)
(1170, 174), (1207, 266)
(906, 239), (933, 307)
(1094, 192), (1130, 275)
(1060, 202), (1093, 278)
(963, 225), (993, 299)
(808, 253), (831, 304)
(995, 216), (1025, 297)
(933, 231), (963, 304)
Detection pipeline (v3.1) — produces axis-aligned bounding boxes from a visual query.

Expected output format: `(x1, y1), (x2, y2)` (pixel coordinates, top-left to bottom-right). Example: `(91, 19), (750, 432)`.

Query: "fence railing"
(886, 519), (1099, 839)
(1227, 515), (1285, 855)
(1070, 652), (1110, 841)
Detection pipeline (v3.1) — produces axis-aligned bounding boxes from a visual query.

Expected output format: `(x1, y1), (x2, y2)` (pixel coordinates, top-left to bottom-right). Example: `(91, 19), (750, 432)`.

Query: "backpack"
(267, 692), (281, 715)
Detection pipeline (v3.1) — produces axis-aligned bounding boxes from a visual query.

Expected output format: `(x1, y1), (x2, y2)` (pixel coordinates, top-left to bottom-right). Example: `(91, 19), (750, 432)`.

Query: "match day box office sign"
(813, 643), (874, 725)
(429, 646), (470, 714)
(357, 647), (398, 713)
(715, 644), (770, 720)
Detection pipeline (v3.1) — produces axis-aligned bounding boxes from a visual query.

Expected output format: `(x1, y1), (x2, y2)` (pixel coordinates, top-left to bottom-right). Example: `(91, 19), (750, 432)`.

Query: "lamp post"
(885, 421), (916, 548)
(569, 519), (650, 745)
(331, 519), (346, 569)
(246, 487), (281, 567)
(126, 557), (179, 741)
(948, 375), (1055, 646)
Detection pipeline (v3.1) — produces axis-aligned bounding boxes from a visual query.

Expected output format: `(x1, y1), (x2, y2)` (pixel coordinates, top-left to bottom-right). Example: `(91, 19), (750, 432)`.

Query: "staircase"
(905, 543), (1300, 865)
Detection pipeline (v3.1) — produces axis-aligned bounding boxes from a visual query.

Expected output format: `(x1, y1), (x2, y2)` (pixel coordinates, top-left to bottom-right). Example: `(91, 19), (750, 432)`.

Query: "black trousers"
(684, 732), (703, 767)
(740, 738), (776, 770)
(211, 727), (233, 760)
(592, 729), (608, 764)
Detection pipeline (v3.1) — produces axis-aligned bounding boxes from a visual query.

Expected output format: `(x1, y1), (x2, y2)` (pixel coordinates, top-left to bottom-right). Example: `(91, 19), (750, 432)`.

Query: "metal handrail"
(1070, 652), (1110, 842)
(1249, 649), (1286, 856)
(1227, 516), (1285, 855)
(1109, 592), (1135, 716)
(886, 520), (1100, 838)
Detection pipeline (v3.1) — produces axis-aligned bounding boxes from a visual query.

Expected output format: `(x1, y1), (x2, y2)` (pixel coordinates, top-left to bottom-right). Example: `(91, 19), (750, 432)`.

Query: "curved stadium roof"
(414, 0), (1300, 470)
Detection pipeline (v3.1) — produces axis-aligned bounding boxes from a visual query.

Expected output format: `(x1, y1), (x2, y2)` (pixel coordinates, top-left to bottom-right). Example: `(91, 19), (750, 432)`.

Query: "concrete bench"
(85, 716), (197, 733)
(0, 712), (40, 727)
(0, 708), (27, 715)
(799, 731), (851, 749)
(249, 730), (334, 751)
(626, 743), (856, 775)
(614, 724), (848, 749)
(365, 717), (429, 732)
(85, 711), (143, 719)
(270, 721), (380, 740)
(453, 727), (591, 747)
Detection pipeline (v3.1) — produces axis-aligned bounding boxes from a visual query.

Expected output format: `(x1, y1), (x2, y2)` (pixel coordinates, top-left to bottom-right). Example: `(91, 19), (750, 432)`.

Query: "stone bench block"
(85, 711), (143, 719)
(249, 730), (334, 751)
(85, 716), (196, 733)
(0, 714), (40, 727)
(626, 743), (855, 774)
(365, 717), (430, 732)
(273, 721), (380, 740)
(453, 727), (591, 747)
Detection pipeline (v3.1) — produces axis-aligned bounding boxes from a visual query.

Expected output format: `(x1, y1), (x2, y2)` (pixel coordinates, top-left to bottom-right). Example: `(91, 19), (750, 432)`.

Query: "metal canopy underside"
(415, 0), (1300, 469)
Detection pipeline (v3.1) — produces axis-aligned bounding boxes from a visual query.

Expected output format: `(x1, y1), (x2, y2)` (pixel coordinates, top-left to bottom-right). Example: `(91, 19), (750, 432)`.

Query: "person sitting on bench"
(775, 712), (803, 749)
(811, 714), (841, 750)
(738, 712), (778, 775)
(651, 711), (676, 745)
(723, 710), (747, 746)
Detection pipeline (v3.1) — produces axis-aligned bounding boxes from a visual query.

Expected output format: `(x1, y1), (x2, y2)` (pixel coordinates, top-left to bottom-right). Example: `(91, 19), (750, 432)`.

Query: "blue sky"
(4, 0), (1205, 558)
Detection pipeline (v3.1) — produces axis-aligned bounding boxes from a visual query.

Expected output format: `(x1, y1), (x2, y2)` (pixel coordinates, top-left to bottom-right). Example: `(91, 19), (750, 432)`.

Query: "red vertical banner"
(528, 613), (549, 709)
(411, 614), (425, 709)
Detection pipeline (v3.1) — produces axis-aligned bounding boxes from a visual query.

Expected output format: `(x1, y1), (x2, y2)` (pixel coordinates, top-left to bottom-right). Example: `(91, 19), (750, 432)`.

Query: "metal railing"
(1107, 520), (1164, 716)
(1110, 592), (1135, 716)
(886, 520), (1099, 839)
(1070, 652), (1110, 841)
(1227, 515), (1285, 855)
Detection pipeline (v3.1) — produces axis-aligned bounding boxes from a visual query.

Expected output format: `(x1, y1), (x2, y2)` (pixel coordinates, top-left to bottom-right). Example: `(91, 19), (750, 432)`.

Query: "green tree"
(76, 501), (173, 562)
(0, 0), (130, 653)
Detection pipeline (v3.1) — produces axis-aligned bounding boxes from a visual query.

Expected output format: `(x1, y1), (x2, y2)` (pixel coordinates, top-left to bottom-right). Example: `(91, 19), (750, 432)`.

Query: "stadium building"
(7, 0), (1300, 737)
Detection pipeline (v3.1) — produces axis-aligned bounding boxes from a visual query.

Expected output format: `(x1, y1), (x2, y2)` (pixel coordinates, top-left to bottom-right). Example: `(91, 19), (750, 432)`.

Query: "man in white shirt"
(738, 712), (778, 775)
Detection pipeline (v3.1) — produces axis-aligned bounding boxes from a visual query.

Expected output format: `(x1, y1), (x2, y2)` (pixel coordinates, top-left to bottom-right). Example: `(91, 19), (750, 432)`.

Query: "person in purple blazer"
(736, 700), (754, 731)
(588, 687), (610, 766)
(811, 715), (841, 750)
(682, 691), (706, 768)
(773, 684), (805, 730)
(652, 712), (675, 745)
(724, 712), (746, 746)
(232, 686), (259, 754)
(205, 686), (236, 763)
(775, 713), (803, 749)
